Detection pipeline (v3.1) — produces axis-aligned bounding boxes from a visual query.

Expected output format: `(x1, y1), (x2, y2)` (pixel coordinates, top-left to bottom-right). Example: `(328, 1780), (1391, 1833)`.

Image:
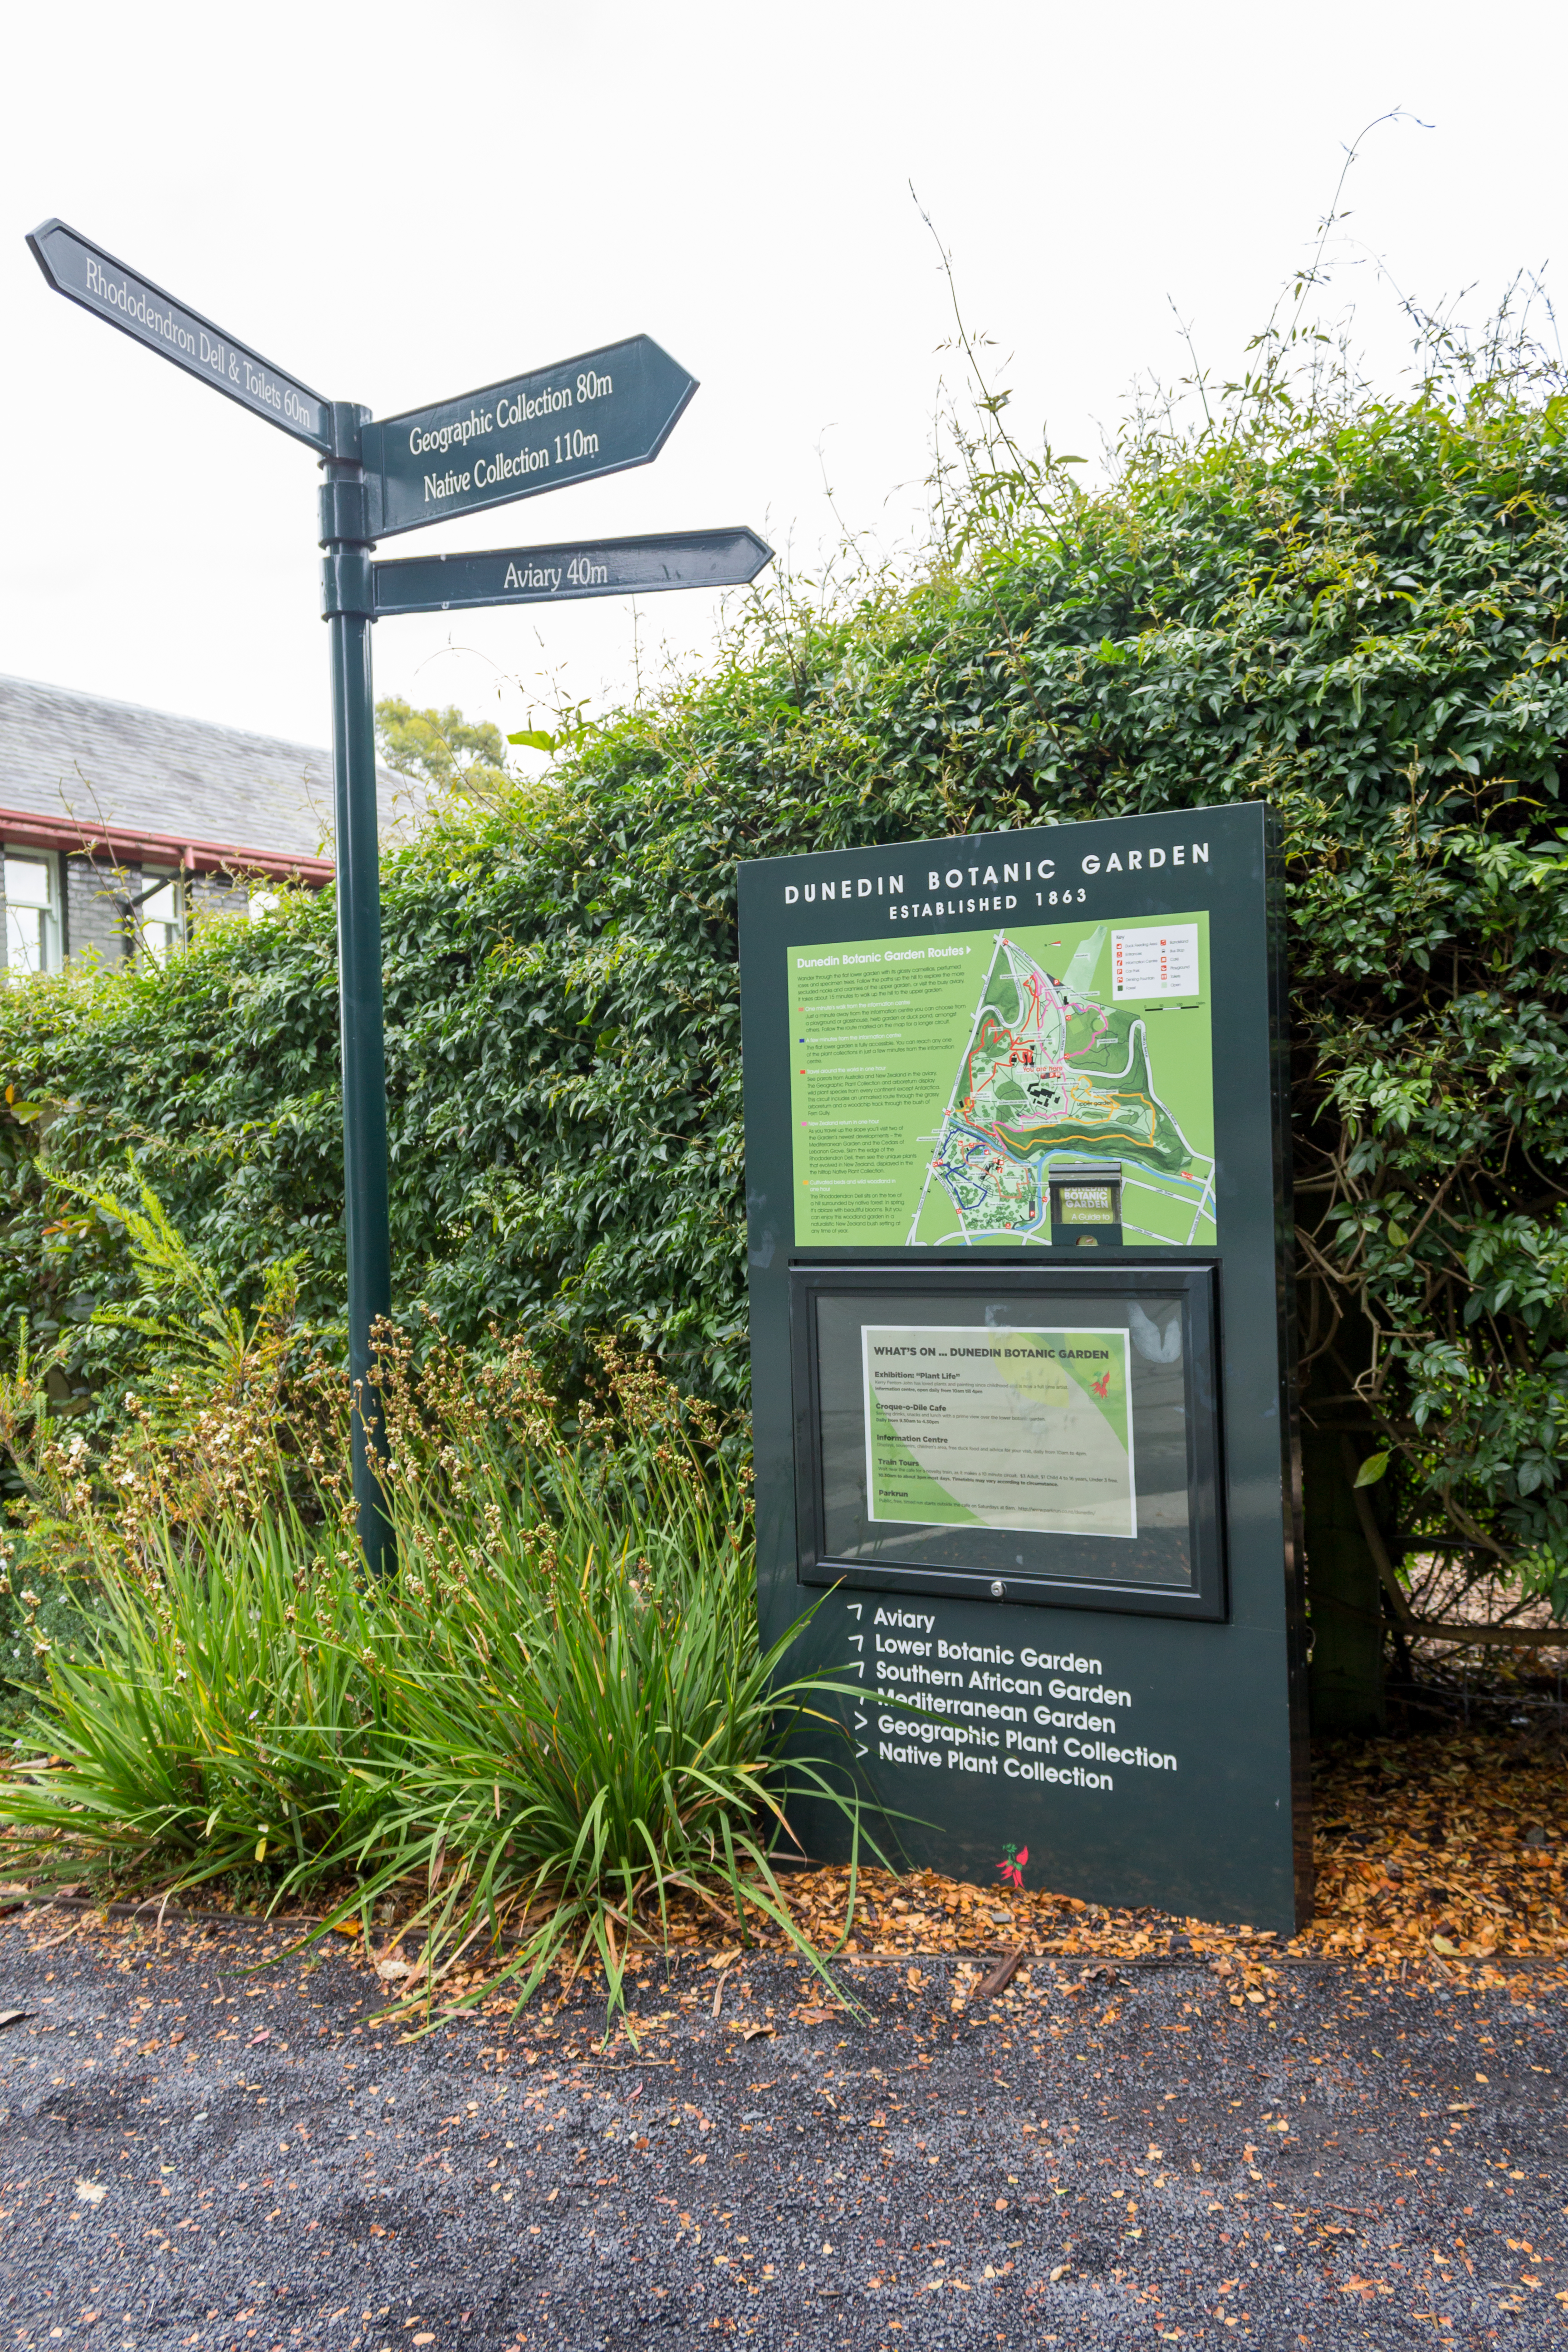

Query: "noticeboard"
(738, 803), (1309, 1931)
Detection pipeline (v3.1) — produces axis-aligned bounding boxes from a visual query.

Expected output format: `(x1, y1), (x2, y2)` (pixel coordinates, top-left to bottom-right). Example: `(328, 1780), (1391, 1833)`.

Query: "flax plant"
(0, 1272), (867, 2014)
(0, 1504), (383, 1890)
(322, 1327), (867, 2021)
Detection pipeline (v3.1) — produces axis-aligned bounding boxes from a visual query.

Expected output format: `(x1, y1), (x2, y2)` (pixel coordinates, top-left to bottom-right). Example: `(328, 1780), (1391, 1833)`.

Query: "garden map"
(789, 914), (1216, 1248)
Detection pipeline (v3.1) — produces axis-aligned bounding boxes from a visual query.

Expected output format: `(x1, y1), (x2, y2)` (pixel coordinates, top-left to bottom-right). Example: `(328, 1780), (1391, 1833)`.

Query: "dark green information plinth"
(739, 804), (1310, 1930)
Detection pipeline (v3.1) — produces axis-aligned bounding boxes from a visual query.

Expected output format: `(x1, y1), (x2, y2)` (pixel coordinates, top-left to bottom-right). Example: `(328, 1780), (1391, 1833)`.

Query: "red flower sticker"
(996, 1842), (1029, 1889)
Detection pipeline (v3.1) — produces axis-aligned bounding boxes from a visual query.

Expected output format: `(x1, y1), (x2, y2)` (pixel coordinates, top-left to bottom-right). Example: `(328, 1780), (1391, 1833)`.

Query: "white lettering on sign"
(78, 259), (314, 431)
(473, 446), (553, 491)
(1111, 923), (1200, 999)
(859, 1595), (1191, 1800)
(404, 372), (613, 463)
(409, 407), (496, 458)
(420, 438), (600, 507)
(498, 387), (567, 429)
(406, 372), (618, 505)
(85, 256), (195, 355)
(503, 561), (563, 594)
(238, 356), (287, 415)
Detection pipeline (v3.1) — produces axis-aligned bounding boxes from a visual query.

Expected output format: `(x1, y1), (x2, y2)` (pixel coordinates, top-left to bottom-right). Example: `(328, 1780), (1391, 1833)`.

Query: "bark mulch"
(635, 1731), (1568, 2017)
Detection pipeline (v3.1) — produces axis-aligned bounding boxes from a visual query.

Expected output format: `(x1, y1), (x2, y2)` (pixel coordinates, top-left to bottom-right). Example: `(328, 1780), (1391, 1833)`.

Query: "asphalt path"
(2, 1911), (1563, 2348)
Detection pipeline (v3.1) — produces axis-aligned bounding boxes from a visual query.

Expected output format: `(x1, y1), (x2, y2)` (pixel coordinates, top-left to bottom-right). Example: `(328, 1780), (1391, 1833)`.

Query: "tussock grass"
(0, 1316), (866, 2019)
(0, 1507), (381, 1888)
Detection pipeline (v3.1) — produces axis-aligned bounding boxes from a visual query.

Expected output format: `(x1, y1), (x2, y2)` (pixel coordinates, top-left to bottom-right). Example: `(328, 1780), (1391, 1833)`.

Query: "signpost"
(372, 527), (773, 617)
(739, 805), (1310, 1929)
(28, 216), (770, 1569)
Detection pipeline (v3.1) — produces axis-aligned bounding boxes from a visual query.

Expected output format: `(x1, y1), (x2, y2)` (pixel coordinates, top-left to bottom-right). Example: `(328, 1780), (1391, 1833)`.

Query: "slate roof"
(0, 673), (419, 862)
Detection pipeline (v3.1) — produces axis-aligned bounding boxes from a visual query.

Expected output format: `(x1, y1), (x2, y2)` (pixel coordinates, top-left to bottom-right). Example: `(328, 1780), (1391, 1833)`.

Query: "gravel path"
(2, 1910), (1563, 2348)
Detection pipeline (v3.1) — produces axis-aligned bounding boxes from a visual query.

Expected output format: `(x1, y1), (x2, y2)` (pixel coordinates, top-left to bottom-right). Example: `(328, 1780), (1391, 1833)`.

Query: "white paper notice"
(1110, 924), (1200, 1000)
(862, 1324), (1137, 1539)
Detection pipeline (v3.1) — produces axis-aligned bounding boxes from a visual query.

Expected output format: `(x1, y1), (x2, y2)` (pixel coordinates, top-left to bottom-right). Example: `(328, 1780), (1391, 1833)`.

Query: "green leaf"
(506, 729), (558, 755)
(1354, 1451), (1390, 1488)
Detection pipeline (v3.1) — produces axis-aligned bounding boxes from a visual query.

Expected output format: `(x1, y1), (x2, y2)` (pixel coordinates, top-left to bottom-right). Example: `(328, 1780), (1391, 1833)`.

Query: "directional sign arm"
(26, 219), (333, 454)
(359, 336), (699, 538)
(372, 527), (773, 617)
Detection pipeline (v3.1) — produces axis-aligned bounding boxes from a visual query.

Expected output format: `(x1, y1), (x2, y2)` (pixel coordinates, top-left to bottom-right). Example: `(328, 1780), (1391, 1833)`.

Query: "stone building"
(0, 673), (415, 973)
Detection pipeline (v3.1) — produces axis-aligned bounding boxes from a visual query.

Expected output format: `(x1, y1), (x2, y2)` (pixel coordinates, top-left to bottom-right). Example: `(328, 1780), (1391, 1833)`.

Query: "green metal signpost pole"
(26, 220), (755, 1579)
(320, 402), (392, 1573)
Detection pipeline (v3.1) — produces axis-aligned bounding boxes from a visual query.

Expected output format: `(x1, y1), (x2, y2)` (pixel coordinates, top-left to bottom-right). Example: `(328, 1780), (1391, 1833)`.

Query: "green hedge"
(3, 378), (1567, 1596)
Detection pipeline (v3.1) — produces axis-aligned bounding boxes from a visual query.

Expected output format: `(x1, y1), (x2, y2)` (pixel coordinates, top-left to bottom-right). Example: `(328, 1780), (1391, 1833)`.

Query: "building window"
(136, 872), (186, 963)
(4, 852), (60, 974)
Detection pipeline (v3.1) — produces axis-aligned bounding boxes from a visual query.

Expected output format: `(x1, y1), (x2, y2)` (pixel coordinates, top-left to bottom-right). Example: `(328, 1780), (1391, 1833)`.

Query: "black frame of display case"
(789, 1258), (1227, 1621)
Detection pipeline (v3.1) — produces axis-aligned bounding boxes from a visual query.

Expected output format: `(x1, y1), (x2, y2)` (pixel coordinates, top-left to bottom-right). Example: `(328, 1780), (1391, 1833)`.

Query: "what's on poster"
(789, 914), (1215, 1249)
(863, 1325), (1137, 1539)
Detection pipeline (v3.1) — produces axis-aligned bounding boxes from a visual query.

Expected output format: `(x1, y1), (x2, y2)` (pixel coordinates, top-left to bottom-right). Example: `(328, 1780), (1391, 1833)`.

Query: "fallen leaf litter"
(7, 1728), (1563, 2018)
(631, 1730), (1567, 2011)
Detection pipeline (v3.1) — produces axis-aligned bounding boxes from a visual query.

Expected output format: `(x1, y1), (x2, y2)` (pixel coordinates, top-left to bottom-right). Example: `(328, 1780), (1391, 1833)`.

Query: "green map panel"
(789, 914), (1215, 1248)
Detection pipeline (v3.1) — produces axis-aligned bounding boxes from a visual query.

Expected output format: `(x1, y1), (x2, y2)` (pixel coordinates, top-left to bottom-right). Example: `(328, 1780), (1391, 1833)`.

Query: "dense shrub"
(2, 356), (1567, 1609)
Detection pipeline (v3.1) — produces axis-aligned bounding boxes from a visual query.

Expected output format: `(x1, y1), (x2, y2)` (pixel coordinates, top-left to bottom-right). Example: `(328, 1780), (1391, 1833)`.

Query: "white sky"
(3, 0), (1561, 771)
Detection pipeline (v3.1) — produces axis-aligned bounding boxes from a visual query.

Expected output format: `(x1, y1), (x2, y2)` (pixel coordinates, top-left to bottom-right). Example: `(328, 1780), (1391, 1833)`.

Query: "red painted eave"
(0, 807), (334, 887)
